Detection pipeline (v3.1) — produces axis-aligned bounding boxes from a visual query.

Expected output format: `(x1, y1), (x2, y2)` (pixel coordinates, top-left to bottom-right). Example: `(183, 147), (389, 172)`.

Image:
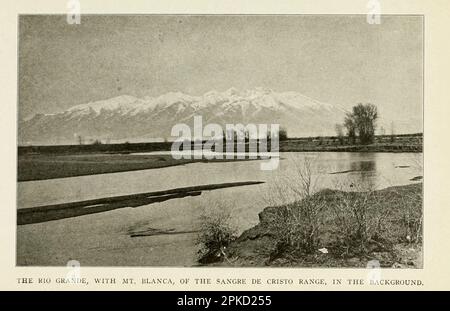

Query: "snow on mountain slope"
(19, 88), (347, 145)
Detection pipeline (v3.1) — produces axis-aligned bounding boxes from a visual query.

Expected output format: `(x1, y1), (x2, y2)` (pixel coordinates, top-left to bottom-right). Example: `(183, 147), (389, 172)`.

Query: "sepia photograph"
(17, 14), (423, 268)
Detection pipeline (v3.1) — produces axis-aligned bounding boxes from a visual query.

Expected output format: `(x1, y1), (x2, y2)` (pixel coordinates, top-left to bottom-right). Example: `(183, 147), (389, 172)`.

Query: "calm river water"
(17, 152), (422, 266)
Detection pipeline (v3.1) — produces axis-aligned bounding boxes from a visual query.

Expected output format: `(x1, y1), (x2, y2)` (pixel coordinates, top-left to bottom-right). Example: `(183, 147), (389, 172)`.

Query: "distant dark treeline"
(18, 133), (423, 156)
(18, 142), (174, 156)
(18, 140), (270, 155)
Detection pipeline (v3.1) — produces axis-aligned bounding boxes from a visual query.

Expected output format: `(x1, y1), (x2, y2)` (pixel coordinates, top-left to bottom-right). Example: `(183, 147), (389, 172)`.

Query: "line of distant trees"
(219, 127), (288, 143)
(75, 135), (111, 145)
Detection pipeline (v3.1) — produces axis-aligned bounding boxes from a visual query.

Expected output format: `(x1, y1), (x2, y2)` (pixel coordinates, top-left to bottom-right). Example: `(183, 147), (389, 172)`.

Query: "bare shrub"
(268, 195), (327, 256)
(329, 180), (394, 256)
(264, 157), (326, 256)
(197, 201), (237, 264)
(264, 156), (321, 205)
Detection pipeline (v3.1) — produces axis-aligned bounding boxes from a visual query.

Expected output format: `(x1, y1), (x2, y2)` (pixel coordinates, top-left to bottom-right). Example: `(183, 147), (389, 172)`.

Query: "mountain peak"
(224, 87), (241, 96)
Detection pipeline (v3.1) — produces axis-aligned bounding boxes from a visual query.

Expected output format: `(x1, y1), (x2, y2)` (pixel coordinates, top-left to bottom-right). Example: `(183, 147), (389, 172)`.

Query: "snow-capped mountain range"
(19, 88), (347, 145)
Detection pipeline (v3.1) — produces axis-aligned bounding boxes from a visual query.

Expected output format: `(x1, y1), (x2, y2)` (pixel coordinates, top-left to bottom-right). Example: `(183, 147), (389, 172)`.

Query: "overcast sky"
(19, 15), (423, 132)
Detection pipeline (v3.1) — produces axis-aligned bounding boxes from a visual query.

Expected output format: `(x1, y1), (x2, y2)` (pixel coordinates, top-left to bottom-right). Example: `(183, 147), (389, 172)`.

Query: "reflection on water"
(350, 159), (376, 172)
(349, 158), (377, 190)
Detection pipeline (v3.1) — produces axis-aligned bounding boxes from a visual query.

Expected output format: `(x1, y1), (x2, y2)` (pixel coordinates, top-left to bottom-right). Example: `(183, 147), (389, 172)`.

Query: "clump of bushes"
(328, 184), (393, 256)
(266, 194), (327, 259)
(329, 182), (423, 258)
(197, 202), (237, 264)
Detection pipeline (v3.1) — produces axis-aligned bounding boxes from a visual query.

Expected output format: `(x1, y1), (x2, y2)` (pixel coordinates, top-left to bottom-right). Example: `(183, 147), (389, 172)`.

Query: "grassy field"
(18, 153), (253, 182)
(202, 183), (423, 268)
(280, 133), (422, 152)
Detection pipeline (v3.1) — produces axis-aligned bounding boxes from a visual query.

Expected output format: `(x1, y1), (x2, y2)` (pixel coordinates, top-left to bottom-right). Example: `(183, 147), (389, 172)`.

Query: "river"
(17, 152), (422, 266)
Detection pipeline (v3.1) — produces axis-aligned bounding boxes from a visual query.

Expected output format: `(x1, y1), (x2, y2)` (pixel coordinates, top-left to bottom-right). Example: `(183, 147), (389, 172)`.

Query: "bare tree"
(390, 121), (396, 143)
(353, 103), (378, 144)
(279, 128), (288, 141)
(335, 124), (344, 145)
(344, 113), (356, 144)
(77, 135), (83, 145)
(345, 103), (378, 145)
